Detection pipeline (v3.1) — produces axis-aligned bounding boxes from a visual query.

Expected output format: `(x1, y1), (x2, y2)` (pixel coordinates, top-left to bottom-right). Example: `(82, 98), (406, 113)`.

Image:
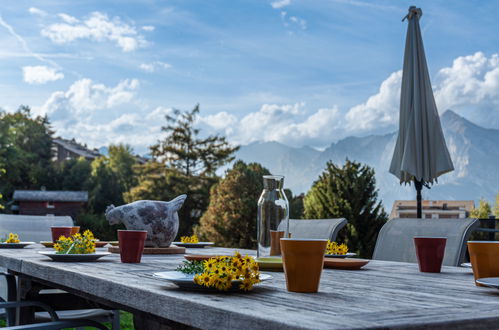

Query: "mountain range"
(234, 110), (499, 211)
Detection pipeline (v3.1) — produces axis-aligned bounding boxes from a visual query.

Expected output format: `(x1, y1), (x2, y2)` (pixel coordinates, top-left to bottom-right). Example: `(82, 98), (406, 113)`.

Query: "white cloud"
(139, 61), (172, 72)
(41, 11), (146, 52)
(40, 78), (139, 120)
(32, 52), (499, 153)
(142, 25), (155, 31)
(37, 78), (154, 152)
(345, 70), (402, 132)
(434, 52), (499, 112)
(139, 63), (154, 72)
(29, 7), (47, 16)
(57, 13), (79, 24)
(271, 0), (291, 9)
(146, 106), (172, 120)
(289, 16), (307, 30)
(22, 65), (64, 84)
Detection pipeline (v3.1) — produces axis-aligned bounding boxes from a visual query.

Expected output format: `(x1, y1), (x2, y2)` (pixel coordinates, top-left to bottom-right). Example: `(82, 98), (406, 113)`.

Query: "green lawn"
(0, 311), (134, 329)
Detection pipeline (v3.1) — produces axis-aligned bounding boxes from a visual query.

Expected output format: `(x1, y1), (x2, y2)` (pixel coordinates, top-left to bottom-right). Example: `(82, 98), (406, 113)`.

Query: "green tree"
(150, 104), (239, 177)
(51, 157), (92, 191)
(303, 159), (387, 258)
(125, 162), (216, 236)
(285, 191), (304, 219)
(195, 161), (270, 248)
(129, 105), (239, 235)
(493, 193), (499, 219)
(88, 157), (123, 214)
(108, 144), (138, 192)
(470, 198), (493, 219)
(0, 169), (5, 210)
(0, 106), (53, 198)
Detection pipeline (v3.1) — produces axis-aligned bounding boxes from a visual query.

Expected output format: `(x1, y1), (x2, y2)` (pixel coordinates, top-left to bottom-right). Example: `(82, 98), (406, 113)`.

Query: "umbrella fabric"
(389, 6), (454, 185)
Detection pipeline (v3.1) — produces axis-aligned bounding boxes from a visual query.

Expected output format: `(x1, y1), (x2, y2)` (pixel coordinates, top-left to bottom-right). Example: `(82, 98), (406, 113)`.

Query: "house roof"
(13, 190), (88, 202)
(53, 138), (101, 159)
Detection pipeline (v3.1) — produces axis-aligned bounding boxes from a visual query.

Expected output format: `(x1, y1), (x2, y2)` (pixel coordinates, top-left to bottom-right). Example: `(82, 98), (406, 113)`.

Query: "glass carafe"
(257, 175), (289, 258)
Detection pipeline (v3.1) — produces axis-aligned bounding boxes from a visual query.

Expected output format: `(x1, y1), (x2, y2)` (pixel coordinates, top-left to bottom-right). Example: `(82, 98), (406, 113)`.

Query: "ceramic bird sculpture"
(105, 194), (187, 247)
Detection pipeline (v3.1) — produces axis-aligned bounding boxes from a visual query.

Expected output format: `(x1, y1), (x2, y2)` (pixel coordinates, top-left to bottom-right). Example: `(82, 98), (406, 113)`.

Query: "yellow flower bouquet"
(1, 233), (20, 243)
(176, 251), (261, 291)
(54, 230), (96, 254)
(326, 240), (348, 255)
(180, 235), (199, 243)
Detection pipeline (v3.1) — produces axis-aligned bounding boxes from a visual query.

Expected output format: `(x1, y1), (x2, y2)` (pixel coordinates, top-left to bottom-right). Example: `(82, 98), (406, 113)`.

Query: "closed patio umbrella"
(389, 6), (454, 218)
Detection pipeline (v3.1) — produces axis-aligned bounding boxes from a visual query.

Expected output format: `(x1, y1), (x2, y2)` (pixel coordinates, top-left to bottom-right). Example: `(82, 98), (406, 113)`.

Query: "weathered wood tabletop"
(0, 245), (498, 329)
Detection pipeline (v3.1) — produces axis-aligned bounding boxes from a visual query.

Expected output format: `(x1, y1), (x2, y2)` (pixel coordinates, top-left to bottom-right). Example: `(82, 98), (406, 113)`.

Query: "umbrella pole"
(414, 179), (423, 218)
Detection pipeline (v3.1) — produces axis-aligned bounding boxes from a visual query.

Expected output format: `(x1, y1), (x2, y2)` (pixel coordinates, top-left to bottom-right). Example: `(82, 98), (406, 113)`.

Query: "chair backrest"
(0, 214), (74, 242)
(372, 217), (479, 266)
(277, 218), (347, 241)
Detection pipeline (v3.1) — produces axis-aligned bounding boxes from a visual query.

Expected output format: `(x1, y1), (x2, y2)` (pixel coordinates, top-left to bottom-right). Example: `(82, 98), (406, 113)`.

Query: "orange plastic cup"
(280, 238), (327, 293)
(467, 241), (499, 286)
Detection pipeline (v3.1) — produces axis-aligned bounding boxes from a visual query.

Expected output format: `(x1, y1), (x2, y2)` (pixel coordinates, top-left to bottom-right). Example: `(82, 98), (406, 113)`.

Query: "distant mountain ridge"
(234, 110), (499, 210)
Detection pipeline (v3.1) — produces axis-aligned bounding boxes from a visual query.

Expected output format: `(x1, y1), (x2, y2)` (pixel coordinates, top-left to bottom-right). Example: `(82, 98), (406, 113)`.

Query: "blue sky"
(1, 0), (499, 153)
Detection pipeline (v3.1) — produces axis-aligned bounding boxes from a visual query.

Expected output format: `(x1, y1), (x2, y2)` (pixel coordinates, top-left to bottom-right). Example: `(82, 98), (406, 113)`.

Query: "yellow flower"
(326, 240), (348, 255)
(180, 235), (199, 243)
(5, 233), (20, 243)
(191, 251), (261, 292)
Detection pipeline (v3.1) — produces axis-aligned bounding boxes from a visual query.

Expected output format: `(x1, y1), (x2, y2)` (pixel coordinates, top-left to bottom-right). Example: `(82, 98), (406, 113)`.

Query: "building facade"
(13, 190), (88, 219)
(390, 200), (475, 219)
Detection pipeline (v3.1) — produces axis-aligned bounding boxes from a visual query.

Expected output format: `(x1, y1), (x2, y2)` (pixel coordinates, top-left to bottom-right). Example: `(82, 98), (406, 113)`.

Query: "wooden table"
(0, 245), (499, 329)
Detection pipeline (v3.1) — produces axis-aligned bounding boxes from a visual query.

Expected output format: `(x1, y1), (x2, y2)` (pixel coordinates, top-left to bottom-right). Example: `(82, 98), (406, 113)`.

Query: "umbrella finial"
(402, 6), (422, 22)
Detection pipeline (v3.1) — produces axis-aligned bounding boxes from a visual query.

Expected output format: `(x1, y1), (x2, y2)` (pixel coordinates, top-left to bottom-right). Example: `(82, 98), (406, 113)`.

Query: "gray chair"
(0, 215), (73, 242)
(372, 217), (479, 266)
(0, 214), (120, 329)
(277, 218), (347, 241)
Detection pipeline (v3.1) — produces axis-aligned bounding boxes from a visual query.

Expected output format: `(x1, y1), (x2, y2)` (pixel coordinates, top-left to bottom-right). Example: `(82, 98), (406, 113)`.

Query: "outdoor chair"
(372, 217), (479, 266)
(277, 218), (347, 241)
(0, 299), (108, 329)
(0, 215), (120, 329)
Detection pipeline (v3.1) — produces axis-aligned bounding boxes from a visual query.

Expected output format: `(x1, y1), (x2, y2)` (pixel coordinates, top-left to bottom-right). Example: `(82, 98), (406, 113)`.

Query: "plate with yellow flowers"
(38, 230), (111, 262)
(325, 240), (355, 258)
(173, 235), (214, 248)
(0, 233), (34, 248)
(0, 242), (35, 249)
(153, 271), (272, 292)
(155, 252), (272, 292)
(325, 252), (356, 258)
(38, 251), (112, 262)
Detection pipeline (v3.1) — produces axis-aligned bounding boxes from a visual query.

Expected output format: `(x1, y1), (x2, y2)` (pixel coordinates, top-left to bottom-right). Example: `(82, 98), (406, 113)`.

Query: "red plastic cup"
(51, 227), (73, 243)
(414, 237), (447, 273)
(118, 230), (147, 263)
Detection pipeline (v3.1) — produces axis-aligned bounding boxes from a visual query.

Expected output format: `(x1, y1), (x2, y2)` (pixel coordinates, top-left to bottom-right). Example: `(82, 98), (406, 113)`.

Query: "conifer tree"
(130, 105), (239, 235)
(303, 159), (387, 257)
(195, 161), (270, 248)
(150, 104), (239, 177)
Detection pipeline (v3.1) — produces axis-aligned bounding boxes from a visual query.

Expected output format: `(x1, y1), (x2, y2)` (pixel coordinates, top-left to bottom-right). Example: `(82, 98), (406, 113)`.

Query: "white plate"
(460, 262), (472, 268)
(0, 242), (36, 249)
(172, 242), (215, 248)
(153, 271), (272, 291)
(476, 277), (499, 289)
(325, 252), (356, 258)
(38, 251), (111, 262)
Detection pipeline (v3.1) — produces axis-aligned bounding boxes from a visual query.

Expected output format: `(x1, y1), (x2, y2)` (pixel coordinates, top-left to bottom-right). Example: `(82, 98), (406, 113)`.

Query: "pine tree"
(194, 161), (270, 248)
(150, 104), (239, 177)
(303, 159), (387, 258)
(130, 105), (239, 235)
